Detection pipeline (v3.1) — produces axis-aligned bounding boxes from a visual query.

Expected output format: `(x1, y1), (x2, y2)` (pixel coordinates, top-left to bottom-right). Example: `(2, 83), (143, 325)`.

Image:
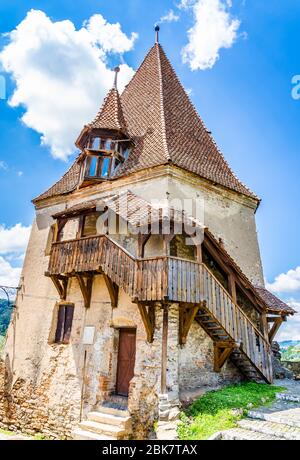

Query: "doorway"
(116, 328), (136, 396)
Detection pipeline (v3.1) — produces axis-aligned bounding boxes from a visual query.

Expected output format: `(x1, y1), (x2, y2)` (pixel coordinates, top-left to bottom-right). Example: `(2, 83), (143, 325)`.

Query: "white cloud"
(84, 14), (138, 53)
(0, 161), (8, 171)
(160, 10), (180, 23)
(181, 0), (241, 70)
(0, 10), (137, 160)
(277, 302), (300, 342)
(266, 267), (300, 294)
(0, 223), (31, 254)
(0, 256), (22, 287)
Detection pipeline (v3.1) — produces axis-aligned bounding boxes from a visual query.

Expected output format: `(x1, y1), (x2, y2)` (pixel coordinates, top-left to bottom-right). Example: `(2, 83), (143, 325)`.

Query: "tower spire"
(113, 66), (120, 89)
(155, 25), (160, 44)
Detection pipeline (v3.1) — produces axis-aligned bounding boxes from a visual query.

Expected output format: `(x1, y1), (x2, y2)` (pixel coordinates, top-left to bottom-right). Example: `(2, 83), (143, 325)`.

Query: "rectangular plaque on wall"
(82, 326), (96, 345)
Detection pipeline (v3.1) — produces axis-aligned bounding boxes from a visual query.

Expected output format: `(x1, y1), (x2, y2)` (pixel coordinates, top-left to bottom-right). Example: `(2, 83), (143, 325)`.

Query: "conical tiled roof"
(34, 43), (258, 203)
(115, 44), (256, 199)
(88, 87), (127, 132)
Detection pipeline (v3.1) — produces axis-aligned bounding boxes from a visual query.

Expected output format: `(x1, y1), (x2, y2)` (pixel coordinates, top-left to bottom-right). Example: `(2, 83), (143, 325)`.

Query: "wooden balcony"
(47, 234), (272, 382)
(48, 235), (209, 302)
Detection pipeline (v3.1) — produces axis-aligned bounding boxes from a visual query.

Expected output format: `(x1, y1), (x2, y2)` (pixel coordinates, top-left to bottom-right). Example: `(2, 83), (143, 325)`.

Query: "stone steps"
(276, 392), (300, 403)
(248, 404), (300, 429)
(88, 411), (131, 428)
(99, 405), (130, 418)
(73, 428), (115, 441)
(79, 420), (126, 438)
(72, 405), (132, 440)
(221, 427), (285, 441)
(238, 419), (300, 440)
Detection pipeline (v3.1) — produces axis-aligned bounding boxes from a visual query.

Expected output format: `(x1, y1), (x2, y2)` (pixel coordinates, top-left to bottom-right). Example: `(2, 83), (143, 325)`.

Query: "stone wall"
(179, 322), (243, 393)
(0, 351), (81, 439)
(281, 361), (300, 379)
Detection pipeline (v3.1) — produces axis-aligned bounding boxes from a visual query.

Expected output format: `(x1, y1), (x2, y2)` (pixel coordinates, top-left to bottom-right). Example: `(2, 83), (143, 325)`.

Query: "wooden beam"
(214, 342), (235, 372)
(179, 305), (200, 345)
(268, 317), (283, 342)
(103, 274), (119, 309)
(261, 312), (269, 343)
(161, 306), (168, 393)
(228, 274), (237, 304)
(76, 274), (93, 309)
(196, 244), (202, 263)
(50, 275), (68, 300)
(163, 233), (174, 256)
(204, 235), (266, 312)
(138, 233), (151, 258)
(138, 303), (155, 342)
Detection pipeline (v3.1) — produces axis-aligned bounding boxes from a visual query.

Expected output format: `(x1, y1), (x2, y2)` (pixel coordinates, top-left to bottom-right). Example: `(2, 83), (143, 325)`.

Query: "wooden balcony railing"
(48, 234), (272, 382)
(200, 263), (272, 382)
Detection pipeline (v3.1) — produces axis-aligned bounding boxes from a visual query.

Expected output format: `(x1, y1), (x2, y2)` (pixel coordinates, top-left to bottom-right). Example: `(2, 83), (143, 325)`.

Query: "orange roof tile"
(34, 43), (258, 203)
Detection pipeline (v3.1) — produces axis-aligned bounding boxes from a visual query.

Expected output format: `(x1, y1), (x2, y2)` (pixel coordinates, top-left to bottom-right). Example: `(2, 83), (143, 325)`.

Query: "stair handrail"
(200, 263), (270, 349)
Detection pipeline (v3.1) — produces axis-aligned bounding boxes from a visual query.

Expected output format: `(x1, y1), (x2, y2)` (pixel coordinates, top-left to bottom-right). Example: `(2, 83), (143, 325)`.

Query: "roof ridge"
(156, 44), (171, 162)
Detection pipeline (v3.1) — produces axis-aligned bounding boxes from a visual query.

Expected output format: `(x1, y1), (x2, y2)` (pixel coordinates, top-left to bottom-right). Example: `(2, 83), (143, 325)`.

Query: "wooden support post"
(228, 273), (237, 304)
(163, 233), (174, 257)
(103, 274), (119, 309)
(138, 303), (155, 342)
(214, 342), (235, 372)
(196, 244), (202, 263)
(261, 312), (269, 343)
(138, 233), (150, 258)
(179, 305), (199, 345)
(161, 305), (168, 394)
(268, 316), (284, 342)
(76, 274), (93, 309)
(50, 275), (68, 300)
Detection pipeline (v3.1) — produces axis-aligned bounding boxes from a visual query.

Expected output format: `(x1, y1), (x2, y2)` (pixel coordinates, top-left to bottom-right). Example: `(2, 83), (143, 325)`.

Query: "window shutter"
(55, 306), (65, 344)
(63, 305), (74, 344)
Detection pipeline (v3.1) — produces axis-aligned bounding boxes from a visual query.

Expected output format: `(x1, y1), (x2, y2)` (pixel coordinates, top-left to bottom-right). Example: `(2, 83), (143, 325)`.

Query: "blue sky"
(0, 0), (299, 339)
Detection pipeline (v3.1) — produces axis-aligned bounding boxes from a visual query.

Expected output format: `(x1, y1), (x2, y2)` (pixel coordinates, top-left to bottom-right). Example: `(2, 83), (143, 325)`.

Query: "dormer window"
(81, 135), (130, 183)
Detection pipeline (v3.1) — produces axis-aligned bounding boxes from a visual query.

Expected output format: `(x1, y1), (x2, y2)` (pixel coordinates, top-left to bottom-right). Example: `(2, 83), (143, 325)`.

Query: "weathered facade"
(0, 33), (294, 440)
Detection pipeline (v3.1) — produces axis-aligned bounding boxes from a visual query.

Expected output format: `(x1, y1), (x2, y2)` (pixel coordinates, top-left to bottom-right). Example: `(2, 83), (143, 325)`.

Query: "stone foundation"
(179, 322), (243, 393)
(1, 298), (246, 440)
(0, 354), (80, 439)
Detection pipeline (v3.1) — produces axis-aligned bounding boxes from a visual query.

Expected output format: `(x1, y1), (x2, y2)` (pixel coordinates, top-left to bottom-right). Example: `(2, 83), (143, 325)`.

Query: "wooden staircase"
(196, 266), (273, 382)
(48, 235), (273, 383)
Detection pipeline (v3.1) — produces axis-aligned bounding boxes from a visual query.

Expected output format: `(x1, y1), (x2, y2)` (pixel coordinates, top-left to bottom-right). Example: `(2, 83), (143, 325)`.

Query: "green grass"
(177, 382), (286, 440)
(0, 428), (15, 437)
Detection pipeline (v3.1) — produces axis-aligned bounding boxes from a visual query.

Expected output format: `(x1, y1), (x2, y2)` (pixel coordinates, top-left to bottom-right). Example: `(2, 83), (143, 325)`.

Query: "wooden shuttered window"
(45, 223), (58, 256)
(54, 303), (75, 344)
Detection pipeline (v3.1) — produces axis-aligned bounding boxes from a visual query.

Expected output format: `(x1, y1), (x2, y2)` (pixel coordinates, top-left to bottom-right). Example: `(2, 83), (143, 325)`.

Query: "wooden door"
(116, 329), (136, 396)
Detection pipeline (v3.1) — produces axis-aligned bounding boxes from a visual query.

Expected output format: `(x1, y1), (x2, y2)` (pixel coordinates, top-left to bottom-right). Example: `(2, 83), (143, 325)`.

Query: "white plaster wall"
(39, 169), (263, 285)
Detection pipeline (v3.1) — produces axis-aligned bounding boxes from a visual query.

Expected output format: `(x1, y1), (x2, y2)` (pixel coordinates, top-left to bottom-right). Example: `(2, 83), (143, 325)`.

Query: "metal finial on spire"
(113, 66), (120, 89)
(155, 25), (160, 44)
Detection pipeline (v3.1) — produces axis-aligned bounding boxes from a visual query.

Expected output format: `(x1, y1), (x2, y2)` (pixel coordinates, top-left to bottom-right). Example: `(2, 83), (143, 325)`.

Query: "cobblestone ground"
(218, 379), (300, 440)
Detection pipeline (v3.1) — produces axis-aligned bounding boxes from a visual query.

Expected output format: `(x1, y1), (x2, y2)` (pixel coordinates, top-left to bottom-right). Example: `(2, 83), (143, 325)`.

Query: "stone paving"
(219, 379), (300, 440)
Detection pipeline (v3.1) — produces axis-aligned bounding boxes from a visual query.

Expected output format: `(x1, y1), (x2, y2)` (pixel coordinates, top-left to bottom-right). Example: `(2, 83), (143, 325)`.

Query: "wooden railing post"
(161, 305), (168, 394)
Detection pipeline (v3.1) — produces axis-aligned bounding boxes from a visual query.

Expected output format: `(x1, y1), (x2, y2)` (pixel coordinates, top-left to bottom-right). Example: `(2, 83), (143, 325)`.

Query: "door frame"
(115, 327), (137, 397)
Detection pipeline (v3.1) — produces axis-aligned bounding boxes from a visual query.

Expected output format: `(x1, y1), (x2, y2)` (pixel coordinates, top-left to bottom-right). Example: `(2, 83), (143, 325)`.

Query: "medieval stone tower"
(0, 33), (293, 440)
